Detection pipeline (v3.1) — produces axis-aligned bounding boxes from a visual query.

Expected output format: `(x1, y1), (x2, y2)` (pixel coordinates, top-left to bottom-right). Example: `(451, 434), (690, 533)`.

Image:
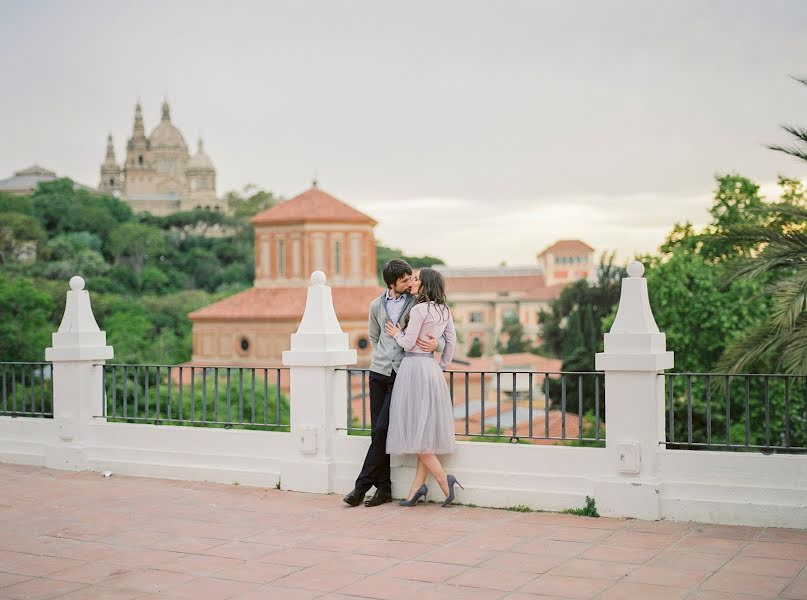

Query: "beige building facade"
(439, 240), (595, 356)
(99, 101), (220, 216)
(537, 239), (595, 286)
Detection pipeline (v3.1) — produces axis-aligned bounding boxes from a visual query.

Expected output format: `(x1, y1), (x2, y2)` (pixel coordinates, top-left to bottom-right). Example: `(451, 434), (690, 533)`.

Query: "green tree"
(0, 277), (54, 362)
(638, 249), (769, 373)
(467, 337), (483, 358)
(182, 247), (221, 291)
(497, 312), (529, 354)
(0, 192), (34, 216)
(108, 223), (169, 275)
(716, 203), (807, 375)
(103, 307), (155, 364)
(0, 212), (45, 263)
(141, 208), (231, 239)
(140, 266), (172, 294)
(710, 75), (807, 375)
(33, 232), (109, 280)
(376, 243), (444, 279)
(700, 174), (768, 261)
(30, 179), (132, 243)
(226, 184), (276, 220)
(778, 176), (807, 207)
(538, 254), (623, 362)
(39, 249), (109, 280)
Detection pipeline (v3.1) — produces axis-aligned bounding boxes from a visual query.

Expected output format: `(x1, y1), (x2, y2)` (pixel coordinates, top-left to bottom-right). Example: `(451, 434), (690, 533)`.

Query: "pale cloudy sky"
(1, 0), (806, 266)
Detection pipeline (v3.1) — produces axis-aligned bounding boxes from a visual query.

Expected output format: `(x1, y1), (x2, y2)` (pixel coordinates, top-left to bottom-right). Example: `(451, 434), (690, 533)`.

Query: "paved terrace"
(0, 464), (805, 600)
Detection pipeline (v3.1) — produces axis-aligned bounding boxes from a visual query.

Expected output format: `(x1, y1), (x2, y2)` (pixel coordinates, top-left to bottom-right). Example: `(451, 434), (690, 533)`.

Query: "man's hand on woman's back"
(416, 335), (439, 352)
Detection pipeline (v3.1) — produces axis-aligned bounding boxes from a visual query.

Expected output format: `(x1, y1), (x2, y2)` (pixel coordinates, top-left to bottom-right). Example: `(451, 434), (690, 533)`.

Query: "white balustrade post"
(44, 276), (113, 470)
(281, 272), (357, 493)
(594, 261), (673, 519)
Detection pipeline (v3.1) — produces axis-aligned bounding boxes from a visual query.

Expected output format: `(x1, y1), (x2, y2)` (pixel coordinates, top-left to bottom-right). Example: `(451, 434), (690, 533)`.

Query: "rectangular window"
(470, 311), (483, 323)
(292, 239), (301, 277)
(314, 237), (325, 271)
(351, 236), (361, 276)
(261, 239), (270, 277)
(334, 240), (342, 274)
(278, 239), (286, 276)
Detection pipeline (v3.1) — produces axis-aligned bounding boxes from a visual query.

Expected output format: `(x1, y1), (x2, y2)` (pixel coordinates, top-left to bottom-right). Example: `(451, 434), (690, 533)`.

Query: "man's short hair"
(382, 259), (413, 289)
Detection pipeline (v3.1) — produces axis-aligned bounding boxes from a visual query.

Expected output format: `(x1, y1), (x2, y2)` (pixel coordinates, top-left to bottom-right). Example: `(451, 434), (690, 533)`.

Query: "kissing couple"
(343, 259), (463, 508)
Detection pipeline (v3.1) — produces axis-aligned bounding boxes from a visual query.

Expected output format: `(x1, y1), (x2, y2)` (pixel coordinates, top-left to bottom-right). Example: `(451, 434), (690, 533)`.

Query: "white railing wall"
(0, 268), (804, 528)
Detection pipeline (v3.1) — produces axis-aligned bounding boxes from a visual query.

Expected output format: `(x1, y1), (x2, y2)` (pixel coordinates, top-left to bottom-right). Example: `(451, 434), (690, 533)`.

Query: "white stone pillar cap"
(595, 261), (673, 371)
(45, 276), (114, 362)
(283, 272), (357, 367)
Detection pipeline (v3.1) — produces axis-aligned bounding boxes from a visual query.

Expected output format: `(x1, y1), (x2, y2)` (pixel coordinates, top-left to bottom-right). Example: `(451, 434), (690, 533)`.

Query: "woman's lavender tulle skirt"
(386, 354), (456, 455)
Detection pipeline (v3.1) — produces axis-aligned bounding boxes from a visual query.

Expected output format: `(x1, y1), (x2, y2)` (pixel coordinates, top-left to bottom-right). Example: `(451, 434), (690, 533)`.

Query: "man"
(343, 259), (442, 507)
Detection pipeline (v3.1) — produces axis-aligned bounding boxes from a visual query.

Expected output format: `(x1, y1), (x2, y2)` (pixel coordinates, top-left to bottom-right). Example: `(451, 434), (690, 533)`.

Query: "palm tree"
(718, 76), (807, 375)
(768, 77), (807, 164)
(717, 203), (807, 375)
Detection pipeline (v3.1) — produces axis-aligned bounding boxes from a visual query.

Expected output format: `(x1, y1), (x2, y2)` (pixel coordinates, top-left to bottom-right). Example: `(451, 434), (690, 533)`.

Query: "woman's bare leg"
(418, 453), (449, 496)
(405, 456), (429, 499)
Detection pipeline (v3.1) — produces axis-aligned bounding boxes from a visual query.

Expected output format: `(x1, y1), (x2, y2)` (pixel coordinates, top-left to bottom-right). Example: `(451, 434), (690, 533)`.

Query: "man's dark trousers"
(354, 369), (396, 495)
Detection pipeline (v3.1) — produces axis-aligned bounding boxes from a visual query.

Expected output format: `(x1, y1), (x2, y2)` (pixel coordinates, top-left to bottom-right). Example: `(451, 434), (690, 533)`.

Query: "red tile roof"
(188, 286), (382, 322)
(250, 187), (377, 226)
(537, 239), (595, 256)
(445, 275), (564, 300)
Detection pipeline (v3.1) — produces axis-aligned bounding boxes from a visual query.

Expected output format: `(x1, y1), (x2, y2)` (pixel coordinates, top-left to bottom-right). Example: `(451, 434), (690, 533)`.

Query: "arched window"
(138, 155), (143, 166)
(109, 178), (114, 186)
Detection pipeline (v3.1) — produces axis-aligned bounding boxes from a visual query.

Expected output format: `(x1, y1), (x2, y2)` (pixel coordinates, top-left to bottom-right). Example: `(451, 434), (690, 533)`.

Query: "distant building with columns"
(188, 184), (381, 366)
(537, 239), (595, 286)
(99, 100), (221, 216)
(438, 239), (595, 356)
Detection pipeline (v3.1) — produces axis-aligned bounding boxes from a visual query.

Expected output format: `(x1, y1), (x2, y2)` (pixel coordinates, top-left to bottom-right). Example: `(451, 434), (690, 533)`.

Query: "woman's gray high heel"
(441, 474), (464, 507)
(400, 484), (428, 506)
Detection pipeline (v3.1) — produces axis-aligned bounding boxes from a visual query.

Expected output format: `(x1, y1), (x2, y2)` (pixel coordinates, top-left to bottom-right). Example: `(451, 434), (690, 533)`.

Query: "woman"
(384, 267), (463, 507)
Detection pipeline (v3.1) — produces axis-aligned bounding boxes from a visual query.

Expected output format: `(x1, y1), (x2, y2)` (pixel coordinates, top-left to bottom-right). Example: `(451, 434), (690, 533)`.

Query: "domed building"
(99, 100), (220, 215)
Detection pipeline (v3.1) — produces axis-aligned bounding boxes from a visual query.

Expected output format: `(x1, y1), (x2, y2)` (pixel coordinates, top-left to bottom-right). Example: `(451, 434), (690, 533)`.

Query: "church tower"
(123, 102), (156, 197)
(98, 134), (122, 194)
(125, 102), (149, 171)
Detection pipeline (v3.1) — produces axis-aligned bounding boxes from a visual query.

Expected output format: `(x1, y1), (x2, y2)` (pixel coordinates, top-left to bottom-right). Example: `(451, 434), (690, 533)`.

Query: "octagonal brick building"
(188, 184), (382, 366)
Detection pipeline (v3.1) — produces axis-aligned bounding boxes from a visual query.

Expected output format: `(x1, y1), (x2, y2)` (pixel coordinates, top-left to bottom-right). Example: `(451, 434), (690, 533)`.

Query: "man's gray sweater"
(367, 292), (445, 376)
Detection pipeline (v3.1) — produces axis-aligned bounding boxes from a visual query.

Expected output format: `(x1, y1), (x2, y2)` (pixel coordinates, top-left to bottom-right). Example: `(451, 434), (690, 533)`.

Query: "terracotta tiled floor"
(0, 464), (805, 600)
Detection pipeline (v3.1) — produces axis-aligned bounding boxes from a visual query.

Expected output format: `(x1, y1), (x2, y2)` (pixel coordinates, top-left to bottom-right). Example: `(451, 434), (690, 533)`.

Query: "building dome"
(148, 100), (188, 151)
(187, 139), (215, 171)
(150, 121), (187, 150)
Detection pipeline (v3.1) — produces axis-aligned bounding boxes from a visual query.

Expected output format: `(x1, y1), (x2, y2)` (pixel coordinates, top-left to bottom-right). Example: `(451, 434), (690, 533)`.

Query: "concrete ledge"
(86, 457), (281, 488)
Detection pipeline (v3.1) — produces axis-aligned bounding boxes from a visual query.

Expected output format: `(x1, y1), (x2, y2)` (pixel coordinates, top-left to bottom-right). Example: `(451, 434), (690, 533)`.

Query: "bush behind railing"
(103, 365), (289, 430)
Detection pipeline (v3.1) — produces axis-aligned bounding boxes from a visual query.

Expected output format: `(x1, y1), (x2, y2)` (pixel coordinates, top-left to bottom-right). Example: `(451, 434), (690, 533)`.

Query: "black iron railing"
(101, 364), (289, 430)
(342, 368), (605, 446)
(664, 373), (806, 454)
(0, 362), (53, 418)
